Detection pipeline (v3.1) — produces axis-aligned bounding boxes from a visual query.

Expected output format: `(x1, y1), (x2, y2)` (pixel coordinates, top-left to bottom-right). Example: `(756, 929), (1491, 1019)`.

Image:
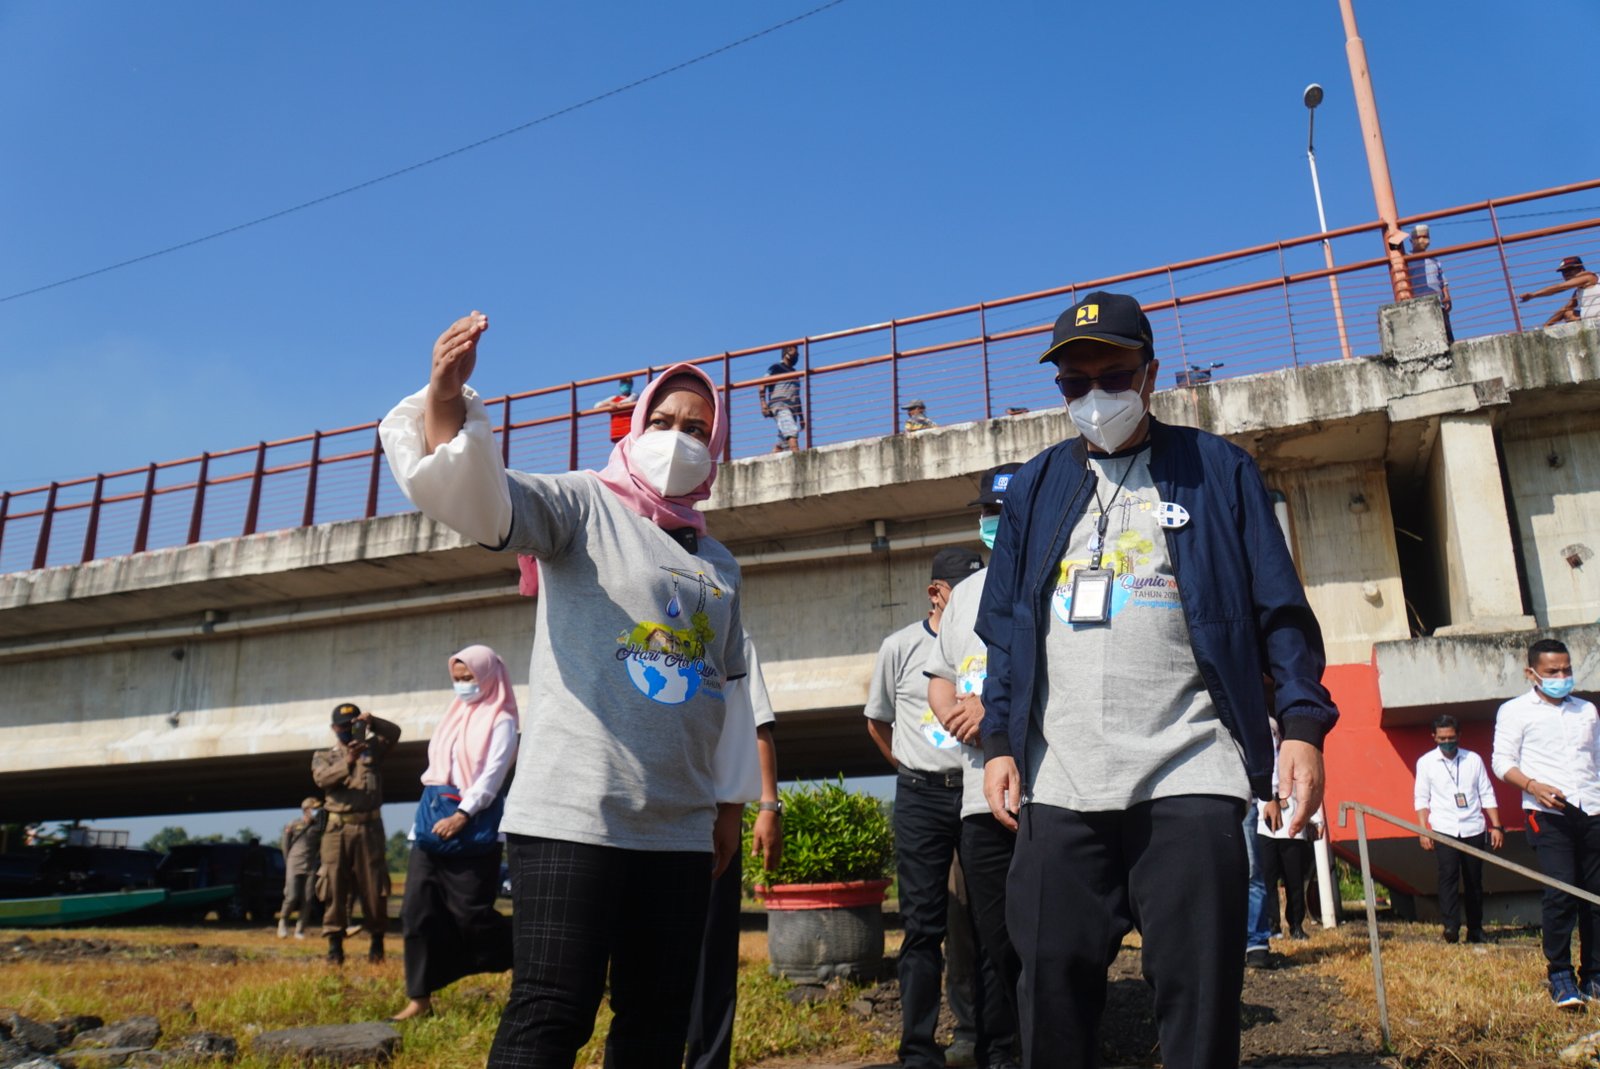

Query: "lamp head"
(1303, 83), (1324, 110)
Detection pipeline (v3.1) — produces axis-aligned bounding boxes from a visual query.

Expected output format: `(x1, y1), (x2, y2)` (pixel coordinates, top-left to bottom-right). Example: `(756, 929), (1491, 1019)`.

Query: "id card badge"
(1454, 793), (1469, 809)
(1068, 568), (1115, 624)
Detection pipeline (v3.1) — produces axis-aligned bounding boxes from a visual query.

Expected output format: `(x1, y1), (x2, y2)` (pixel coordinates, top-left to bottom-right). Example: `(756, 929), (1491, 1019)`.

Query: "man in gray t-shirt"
(978, 292), (1337, 1069)
(865, 546), (983, 1069)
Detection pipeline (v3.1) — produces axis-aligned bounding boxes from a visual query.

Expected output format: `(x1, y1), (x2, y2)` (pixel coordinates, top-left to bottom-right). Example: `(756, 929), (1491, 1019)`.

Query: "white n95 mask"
(1067, 367), (1149, 452)
(632, 430), (713, 496)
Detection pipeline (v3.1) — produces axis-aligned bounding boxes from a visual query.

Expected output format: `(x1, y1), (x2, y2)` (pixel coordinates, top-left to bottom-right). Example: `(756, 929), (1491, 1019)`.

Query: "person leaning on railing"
(379, 311), (760, 1068)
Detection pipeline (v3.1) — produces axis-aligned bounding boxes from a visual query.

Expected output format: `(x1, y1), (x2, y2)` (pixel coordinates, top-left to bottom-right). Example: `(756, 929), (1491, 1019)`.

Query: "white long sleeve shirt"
(1491, 688), (1600, 815)
(1413, 747), (1496, 837)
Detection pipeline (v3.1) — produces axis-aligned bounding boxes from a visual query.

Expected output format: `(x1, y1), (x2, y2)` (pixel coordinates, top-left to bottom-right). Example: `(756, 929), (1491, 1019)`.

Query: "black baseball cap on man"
(331, 702), (362, 726)
(931, 546), (984, 585)
(969, 463), (1023, 507)
(1038, 290), (1155, 364)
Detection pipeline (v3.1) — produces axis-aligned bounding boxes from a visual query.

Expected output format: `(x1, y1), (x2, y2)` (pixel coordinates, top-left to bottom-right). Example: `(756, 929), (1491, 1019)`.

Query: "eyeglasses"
(1054, 367), (1146, 400)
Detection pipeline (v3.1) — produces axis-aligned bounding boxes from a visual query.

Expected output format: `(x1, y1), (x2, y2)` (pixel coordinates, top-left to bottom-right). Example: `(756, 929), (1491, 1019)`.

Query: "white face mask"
(1066, 366), (1149, 452)
(452, 681), (482, 701)
(631, 430), (713, 496)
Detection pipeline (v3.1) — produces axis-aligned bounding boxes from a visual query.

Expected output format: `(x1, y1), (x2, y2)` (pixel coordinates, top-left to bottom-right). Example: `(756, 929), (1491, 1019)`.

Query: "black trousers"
(946, 853), (979, 1047)
(1433, 831), (1487, 936)
(1008, 797), (1247, 1069)
(894, 775), (964, 1069)
(685, 854), (742, 1069)
(960, 813), (1020, 1066)
(488, 835), (711, 1069)
(1256, 834), (1312, 936)
(401, 844), (513, 999)
(1527, 809), (1600, 980)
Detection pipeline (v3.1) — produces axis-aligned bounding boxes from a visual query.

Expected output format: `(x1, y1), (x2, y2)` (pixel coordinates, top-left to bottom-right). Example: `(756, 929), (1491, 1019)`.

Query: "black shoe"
(1466, 929), (1489, 944)
(326, 934), (345, 965)
(1288, 926), (1309, 941)
(367, 935), (384, 964)
(1443, 929), (1460, 944)
(1245, 948), (1272, 969)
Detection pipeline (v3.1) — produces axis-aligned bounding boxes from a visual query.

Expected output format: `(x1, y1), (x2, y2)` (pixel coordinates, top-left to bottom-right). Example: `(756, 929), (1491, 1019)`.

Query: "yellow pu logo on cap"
(1076, 304), (1099, 326)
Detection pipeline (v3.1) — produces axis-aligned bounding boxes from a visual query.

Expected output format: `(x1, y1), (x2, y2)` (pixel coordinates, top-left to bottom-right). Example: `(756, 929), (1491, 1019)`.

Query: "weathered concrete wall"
(1501, 409), (1600, 628)
(1273, 462), (1410, 665)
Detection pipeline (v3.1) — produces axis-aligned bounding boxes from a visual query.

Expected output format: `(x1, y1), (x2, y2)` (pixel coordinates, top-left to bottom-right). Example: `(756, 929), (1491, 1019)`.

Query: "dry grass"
(1315, 920), (1599, 1067)
(0, 924), (891, 1069)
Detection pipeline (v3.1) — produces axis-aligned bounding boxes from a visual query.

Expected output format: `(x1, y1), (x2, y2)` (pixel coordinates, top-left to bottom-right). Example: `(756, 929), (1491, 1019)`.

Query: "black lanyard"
(1088, 456), (1138, 571)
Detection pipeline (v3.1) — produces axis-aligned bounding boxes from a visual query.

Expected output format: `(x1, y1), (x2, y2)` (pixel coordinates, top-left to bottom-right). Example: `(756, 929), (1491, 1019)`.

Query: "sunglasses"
(1054, 367), (1146, 400)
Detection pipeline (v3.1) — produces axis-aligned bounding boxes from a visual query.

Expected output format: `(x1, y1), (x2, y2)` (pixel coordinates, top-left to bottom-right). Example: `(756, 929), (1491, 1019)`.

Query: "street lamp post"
(1304, 84), (1354, 361)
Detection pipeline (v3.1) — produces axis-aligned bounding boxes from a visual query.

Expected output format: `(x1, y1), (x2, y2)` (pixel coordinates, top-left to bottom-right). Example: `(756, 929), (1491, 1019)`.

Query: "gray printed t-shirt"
(497, 471), (747, 852)
(923, 567), (991, 818)
(866, 620), (964, 776)
(1027, 448), (1248, 811)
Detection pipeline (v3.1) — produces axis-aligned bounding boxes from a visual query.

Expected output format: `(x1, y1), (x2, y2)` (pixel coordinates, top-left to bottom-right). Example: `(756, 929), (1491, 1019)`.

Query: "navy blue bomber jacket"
(975, 417), (1338, 802)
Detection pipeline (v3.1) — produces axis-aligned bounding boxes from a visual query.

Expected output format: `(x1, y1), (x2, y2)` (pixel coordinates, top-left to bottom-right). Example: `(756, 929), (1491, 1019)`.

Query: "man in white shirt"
(1491, 638), (1600, 1008)
(1414, 715), (1503, 945)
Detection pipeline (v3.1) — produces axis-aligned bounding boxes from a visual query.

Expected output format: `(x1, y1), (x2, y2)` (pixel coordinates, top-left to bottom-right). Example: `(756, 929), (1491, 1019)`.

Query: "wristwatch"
(758, 800), (784, 815)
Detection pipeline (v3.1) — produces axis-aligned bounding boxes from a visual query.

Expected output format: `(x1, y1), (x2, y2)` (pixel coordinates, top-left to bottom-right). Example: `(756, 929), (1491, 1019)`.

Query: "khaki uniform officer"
(311, 701), (401, 964)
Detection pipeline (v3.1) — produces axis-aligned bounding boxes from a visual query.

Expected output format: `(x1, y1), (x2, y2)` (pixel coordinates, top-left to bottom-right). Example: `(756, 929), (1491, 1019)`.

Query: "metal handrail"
(3, 176), (1599, 574)
(1337, 800), (1600, 1049)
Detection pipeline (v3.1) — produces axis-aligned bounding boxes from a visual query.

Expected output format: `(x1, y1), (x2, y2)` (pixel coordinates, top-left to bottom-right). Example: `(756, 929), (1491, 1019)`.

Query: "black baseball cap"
(331, 702), (362, 726)
(931, 546), (984, 585)
(1039, 291), (1155, 364)
(969, 463), (1022, 507)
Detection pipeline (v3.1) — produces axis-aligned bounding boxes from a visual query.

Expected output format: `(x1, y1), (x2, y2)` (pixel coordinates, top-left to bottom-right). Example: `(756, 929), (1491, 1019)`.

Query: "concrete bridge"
(4, 301), (1600, 919)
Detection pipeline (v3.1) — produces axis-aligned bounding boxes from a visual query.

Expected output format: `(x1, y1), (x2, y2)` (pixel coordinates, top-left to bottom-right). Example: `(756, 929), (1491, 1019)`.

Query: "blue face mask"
(453, 681), (482, 702)
(979, 515), (1000, 549)
(1537, 673), (1576, 701)
(1437, 741), (1458, 757)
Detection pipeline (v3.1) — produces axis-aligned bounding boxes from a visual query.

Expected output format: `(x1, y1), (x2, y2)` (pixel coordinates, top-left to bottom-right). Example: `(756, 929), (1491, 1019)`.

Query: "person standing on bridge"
(1413, 714), (1503, 946)
(760, 345), (804, 454)
(977, 290), (1337, 1069)
(392, 644), (519, 1022)
(1491, 637), (1600, 1009)
(380, 312), (760, 1068)
(311, 702), (401, 965)
(865, 545), (986, 1069)
(1521, 256), (1600, 327)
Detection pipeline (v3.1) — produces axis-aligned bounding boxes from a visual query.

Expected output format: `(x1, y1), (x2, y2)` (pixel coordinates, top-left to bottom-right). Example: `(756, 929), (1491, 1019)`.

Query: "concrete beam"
(1373, 622), (1600, 724)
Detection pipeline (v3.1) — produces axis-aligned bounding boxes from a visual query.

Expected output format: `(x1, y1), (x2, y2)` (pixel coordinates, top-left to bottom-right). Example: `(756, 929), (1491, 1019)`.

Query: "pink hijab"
(421, 644), (519, 790)
(515, 363), (726, 595)
(593, 362), (727, 534)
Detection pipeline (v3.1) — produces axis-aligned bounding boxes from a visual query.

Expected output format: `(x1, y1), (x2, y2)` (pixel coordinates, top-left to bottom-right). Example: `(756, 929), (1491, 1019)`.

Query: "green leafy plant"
(742, 778), (893, 893)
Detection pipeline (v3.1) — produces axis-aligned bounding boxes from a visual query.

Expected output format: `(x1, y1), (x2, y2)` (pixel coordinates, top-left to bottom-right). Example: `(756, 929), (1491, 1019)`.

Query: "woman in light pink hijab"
(393, 644), (519, 1022)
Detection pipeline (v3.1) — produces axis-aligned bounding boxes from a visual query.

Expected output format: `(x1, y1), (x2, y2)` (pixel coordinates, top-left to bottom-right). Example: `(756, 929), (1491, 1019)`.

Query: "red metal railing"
(4, 178), (1598, 576)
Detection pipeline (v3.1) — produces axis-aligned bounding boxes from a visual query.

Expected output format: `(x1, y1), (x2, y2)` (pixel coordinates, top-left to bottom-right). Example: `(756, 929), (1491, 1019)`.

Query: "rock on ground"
(71, 1020), (161, 1052)
(1560, 1029), (1600, 1066)
(57, 1047), (152, 1069)
(252, 1024), (400, 1067)
(0, 1012), (60, 1055)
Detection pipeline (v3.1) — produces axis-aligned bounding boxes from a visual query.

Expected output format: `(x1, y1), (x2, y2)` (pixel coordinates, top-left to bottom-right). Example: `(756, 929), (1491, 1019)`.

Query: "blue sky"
(4, 0), (1597, 839)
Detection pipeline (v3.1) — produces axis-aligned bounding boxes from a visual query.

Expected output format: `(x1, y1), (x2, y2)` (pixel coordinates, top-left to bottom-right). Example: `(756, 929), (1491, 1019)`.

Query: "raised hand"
(431, 311), (488, 402)
(425, 311), (487, 453)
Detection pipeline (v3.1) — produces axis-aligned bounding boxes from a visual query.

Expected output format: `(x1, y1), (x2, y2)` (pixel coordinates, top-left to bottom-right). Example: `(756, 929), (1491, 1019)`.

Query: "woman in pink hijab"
(380, 312), (760, 1066)
(392, 643), (519, 1022)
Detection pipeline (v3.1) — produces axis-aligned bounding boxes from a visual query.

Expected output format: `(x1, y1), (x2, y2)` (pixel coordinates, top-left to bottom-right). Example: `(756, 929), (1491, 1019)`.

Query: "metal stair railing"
(1338, 800), (1600, 1049)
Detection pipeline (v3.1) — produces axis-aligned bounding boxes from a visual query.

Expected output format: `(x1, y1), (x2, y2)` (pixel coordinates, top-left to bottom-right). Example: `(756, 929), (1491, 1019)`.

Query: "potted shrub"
(744, 778), (894, 983)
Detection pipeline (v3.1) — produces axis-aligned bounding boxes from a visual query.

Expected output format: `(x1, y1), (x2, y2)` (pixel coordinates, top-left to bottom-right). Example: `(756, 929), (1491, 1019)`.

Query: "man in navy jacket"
(976, 291), (1337, 1069)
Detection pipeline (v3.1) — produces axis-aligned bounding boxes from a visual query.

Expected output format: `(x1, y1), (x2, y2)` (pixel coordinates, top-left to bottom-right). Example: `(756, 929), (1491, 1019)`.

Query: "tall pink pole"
(1339, 0), (1412, 300)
